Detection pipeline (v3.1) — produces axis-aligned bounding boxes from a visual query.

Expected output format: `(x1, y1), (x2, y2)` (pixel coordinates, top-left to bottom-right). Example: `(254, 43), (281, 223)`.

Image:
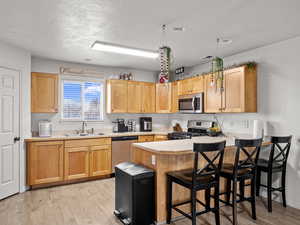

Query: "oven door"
(178, 93), (203, 113)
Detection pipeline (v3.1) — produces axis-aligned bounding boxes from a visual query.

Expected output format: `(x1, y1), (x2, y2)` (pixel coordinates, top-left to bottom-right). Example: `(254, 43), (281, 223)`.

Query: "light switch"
(151, 155), (156, 165)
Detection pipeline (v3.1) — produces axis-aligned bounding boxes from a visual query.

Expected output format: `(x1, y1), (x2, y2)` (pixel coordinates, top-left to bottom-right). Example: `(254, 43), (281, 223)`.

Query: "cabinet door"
(106, 80), (128, 113)
(154, 135), (168, 141)
(90, 145), (112, 177)
(191, 76), (204, 93)
(141, 82), (156, 113)
(127, 81), (142, 113)
(156, 83), (172, 113)
(204, 74), (222, 113)
(27, 141), (64, 185)
(138, 135), (154, 142)
(31, 73), (58, 113)
(171, 81), (179, 112)
(178, 79), (193, 95)
(65, 147), (89, 180)
(223, 67), (245, 113)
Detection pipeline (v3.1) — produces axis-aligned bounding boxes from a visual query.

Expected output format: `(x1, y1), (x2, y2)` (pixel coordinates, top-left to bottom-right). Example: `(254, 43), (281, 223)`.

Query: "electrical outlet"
(151, 155), (156, 165)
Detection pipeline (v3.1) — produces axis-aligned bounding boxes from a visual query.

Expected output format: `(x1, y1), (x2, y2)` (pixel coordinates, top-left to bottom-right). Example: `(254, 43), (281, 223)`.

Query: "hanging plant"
(211, 56), (224, 92)
(159, 46), (171, 83)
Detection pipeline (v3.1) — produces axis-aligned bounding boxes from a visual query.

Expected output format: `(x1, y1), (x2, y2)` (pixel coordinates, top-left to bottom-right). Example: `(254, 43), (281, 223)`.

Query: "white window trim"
(60, 74), (104, 122)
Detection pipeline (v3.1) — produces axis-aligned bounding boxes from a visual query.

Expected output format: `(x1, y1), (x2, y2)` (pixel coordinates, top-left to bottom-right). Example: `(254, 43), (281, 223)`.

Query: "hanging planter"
(210, 38), (224, 92)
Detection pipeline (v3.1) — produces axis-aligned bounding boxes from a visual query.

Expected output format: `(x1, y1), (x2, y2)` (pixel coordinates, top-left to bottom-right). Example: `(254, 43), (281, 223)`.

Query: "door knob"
(14, 137), (20, 143)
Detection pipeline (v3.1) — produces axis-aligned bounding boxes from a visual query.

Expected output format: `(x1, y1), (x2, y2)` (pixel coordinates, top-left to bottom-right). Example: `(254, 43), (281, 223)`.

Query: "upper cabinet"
(204, 65), (257, 113)
(31, 72), (58, 113)
(141, 82), (156, 113)
(127, 81), (142, 113)
(156, 83), (172, 113)
(106, 80), (128, 113)
(171, 81), (179, 113)
(178, 75), (204, 96)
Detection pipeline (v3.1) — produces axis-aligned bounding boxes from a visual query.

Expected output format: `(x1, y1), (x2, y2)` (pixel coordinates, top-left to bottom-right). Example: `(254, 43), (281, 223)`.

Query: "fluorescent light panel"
(91, 41), (159, 59)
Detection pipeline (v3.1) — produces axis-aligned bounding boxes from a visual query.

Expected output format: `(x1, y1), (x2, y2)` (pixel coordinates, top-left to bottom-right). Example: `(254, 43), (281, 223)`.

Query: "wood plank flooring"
(0, 178), (300, 225)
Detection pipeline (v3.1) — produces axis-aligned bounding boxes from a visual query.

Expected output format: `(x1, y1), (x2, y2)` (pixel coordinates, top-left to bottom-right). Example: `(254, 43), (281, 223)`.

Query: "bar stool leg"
(166, 176), (172, 224)
(191, 189), (197, 225)
(232, 179), (238, 225)
(205, 188), (211, 211)
(267, 171), (273, 212)
(251, 176), (257, 220)
(214, 185), (220, 225)
(226, 178), (231, 205)
(281, 169), (287, 207)
(256, 169), (261, 197)
(239, 179), (245, 201)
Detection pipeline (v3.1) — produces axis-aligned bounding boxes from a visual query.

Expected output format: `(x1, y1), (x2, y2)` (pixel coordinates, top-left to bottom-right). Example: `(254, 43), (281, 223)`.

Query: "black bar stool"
(166, 141), (226, 225)
(219, 138), (262, 225)
(256, 136), (292, 212)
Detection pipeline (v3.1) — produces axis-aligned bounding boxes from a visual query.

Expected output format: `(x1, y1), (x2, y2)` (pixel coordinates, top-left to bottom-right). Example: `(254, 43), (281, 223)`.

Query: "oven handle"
(192, 97), (196, 111)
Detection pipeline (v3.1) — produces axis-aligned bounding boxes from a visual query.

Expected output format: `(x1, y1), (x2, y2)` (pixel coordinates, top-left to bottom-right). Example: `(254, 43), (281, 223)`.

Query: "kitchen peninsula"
(132, 136), (270, 223)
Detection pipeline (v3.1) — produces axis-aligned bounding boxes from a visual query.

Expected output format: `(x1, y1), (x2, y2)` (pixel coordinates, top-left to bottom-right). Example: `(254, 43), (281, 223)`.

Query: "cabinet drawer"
(138, 135), (154, 142)
(154, 135), (168, 141)
(65, 138), (111, 148)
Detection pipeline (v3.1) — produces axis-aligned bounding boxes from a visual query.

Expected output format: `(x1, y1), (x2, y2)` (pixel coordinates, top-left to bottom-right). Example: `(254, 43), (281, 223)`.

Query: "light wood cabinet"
(141, 82), (156, 113)
(171, 81), (179, 113)
(90, 145), (112, 177)
(154, 135), (168, 141)
(31, 72), (58, 113)
(204, 66), (257, 113)
(127, 81), (142, 113)
(138, 135), (154, 142)
(106, 80), (128, 113)
(64, 146), (90, 180)
(27, 141), (64, 185)
(156, 83), (172, 113)
(204, 74), (223, 113)
(178, 76), (204, 96)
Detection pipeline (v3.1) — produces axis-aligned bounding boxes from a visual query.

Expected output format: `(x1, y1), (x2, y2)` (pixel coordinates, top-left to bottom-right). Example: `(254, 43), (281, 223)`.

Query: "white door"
(0, 67), (20, 199)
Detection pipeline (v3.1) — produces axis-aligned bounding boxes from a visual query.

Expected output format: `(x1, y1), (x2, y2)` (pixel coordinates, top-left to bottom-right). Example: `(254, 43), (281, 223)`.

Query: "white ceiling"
(1, 0), (300, 71)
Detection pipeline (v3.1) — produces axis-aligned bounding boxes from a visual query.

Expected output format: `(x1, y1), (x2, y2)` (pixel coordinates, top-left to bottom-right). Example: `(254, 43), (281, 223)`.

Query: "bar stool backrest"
(192, 141), (226, 183)
(269, 136), (292, 168)
(234, 138), (263, 175)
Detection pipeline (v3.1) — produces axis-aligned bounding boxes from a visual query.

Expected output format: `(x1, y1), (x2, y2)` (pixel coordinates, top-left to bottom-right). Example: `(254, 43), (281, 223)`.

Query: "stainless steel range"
(168, 120), (215, 140)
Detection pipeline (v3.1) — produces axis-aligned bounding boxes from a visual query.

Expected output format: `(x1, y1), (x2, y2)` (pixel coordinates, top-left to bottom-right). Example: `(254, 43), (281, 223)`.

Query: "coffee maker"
(140, 117), (152, 132)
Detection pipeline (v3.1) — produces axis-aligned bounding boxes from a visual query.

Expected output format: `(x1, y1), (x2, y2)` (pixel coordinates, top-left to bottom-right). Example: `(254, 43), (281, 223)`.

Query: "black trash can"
(114, 162), (154, 225)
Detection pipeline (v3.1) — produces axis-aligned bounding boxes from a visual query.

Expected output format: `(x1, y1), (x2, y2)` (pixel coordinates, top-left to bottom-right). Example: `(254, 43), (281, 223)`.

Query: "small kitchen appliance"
(113, 119), (129, 133)
(38, 120), (52, 137)
(139, 117), (152, 132)
(178, 93), (204, 113)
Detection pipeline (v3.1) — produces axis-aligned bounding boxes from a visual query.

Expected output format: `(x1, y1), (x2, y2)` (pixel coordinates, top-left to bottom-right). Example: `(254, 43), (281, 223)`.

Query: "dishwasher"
(112, 136), (138, 172)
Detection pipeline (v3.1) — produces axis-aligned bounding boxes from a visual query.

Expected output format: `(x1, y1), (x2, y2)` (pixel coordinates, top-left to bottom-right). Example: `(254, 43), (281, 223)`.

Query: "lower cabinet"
(64, 146), (90, 180)
(27, 141), (64, 185)
(154, 135), (168, 141)
(27, 138), (112, 186)
(138, 135), (154, 142)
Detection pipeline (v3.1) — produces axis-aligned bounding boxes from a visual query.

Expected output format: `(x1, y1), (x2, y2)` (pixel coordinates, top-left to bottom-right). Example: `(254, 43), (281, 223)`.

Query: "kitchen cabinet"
(65, 138), (112, 180)
(31, 72), (58, 113)
(90, 145), (112, 177)
(178, 76), (204, 96)
(154, 135), (168, 141)
(141, 82), (156, 113)
(156, 83), (172, 113)
(64, 146), (90, 180)
(106, 80), (128, 113)
(138, 135), (154, 142)
(204, 74), (223, 113)
(127, 81), (142, 113)
(27, 141), (64, 185)
(171, 81), (179, 113)
(204, 66), (257, 113)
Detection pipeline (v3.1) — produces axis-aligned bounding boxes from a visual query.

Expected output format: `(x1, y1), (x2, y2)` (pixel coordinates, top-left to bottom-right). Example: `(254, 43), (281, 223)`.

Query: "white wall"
(0, 40), (31, 192)
(171, 36), (300, 209)
(31, 57), (170, 133)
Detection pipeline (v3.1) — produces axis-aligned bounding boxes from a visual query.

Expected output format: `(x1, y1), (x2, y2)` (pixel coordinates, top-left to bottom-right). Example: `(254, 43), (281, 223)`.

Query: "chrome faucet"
(81, 121), (87, 134)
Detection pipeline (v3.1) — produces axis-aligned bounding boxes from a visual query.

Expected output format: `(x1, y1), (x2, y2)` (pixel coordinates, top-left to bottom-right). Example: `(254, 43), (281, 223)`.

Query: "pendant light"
(210, 38), (224, 92)
(159, 24), (172, 83)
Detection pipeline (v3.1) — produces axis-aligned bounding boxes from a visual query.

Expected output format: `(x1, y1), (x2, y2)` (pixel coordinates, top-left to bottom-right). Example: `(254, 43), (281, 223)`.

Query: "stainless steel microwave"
(178, 93), (204, 113)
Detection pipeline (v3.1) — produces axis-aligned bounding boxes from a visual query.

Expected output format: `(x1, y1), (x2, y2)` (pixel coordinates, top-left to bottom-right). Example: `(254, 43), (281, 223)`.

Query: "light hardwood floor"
(0, 178), (300, 225)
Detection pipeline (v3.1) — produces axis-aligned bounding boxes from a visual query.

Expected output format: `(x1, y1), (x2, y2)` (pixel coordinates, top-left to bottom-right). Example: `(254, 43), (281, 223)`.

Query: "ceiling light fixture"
(91, 41), (159, 59)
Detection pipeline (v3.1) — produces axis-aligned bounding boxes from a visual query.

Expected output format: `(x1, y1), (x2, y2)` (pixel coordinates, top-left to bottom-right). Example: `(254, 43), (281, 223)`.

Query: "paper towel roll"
(253, 120), (264, 138)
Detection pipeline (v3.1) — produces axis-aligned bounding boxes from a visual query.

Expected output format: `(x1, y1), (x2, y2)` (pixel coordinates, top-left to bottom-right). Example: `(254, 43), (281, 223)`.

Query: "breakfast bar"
(132, 136), (270, 224)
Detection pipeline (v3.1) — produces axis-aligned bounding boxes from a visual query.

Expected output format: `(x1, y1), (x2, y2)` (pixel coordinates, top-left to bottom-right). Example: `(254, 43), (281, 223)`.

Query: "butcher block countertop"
(133, 135), (271, 155)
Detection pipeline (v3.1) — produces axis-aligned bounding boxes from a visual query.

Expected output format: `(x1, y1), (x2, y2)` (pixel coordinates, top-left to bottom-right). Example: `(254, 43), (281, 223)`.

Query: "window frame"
(60, 75), (104, 122)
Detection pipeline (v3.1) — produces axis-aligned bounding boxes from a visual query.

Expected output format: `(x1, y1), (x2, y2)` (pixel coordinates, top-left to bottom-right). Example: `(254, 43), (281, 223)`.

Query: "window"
(61, 78), (103, 121)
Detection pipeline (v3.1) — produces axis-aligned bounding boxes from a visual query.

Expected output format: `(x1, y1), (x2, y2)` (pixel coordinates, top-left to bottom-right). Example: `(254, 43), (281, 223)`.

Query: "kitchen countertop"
(24, 130), (171, 142)
(133, 135), (271, 155)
